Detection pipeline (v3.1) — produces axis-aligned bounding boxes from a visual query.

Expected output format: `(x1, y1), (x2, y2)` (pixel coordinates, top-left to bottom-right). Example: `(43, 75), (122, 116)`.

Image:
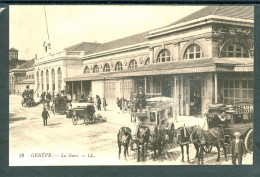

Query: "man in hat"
(42, 107), (50, 126)
(135, 87), (146, 112)
(231, 132), (246, 165)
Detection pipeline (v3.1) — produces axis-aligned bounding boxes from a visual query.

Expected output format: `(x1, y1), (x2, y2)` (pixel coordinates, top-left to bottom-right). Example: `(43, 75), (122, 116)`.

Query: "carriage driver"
(134, 87), (146, 112)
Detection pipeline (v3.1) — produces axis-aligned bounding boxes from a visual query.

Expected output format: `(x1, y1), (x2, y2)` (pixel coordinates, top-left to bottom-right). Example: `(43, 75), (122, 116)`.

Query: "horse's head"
(190, 126), (204, 144)
(118, 127), (132, 145)
(137, 125), (150, 143)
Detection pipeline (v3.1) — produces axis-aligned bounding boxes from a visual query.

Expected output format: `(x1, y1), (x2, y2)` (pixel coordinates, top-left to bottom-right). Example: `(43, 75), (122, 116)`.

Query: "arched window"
(184, 44), (204, 59)
(41, 71), (44, 92)
(115, 62), (123, 71)
(46, 70), (49, 91)
(84, 66), (90, 74)
(93, 65), (99, 73)
(57, 68), (62, 93)
(221, 43), (248, 58)
(103, 63), (110, 72)
(129, 59), (137, 69)
(157, 49), (171, 63)
(145, 57), (150, 65)
(51, 69), (55, 93)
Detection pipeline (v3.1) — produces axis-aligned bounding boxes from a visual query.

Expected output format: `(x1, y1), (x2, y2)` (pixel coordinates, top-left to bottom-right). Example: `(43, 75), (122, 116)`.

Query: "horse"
(190, 126), (228, 165)
(164, 122), (175, 143)
(150, 125), (167, 161)
(117, 127), (132, 161)
(175, 125), (198, 163)
(133, 125), (150, 162)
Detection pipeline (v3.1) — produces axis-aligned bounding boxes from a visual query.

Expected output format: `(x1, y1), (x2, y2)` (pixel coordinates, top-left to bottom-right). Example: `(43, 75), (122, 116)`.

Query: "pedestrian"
(103, 97), (107, 111)
(116, 98), (121, 114)
(46, 91), (51, 108)
(42, 107), (50, 126)
(231, 132), (246, 165)
(96, 95), (101, 111)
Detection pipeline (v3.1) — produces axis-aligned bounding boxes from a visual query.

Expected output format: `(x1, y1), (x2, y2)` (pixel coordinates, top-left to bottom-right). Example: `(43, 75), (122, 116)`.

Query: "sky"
(10, 5), (205, 60)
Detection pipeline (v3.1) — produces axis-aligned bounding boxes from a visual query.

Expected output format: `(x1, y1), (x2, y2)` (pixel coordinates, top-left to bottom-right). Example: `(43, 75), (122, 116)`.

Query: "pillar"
(174, 75), (178, 121)
(149, 47), (154, 64)
(81, 81), (83, 94)
(214, 73), (218, 103)
(55, 68), (58, 93)
(180, 75), (184, 115)
(122, 79), (125, 114)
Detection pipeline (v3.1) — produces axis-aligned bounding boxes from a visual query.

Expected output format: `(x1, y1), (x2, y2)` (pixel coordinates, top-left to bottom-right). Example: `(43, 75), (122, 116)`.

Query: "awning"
(64, 57), (253, 82)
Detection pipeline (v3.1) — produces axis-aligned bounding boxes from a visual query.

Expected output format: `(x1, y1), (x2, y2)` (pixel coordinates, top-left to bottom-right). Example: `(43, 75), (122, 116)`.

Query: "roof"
(87, 31), (150, 55)
(84, 6), (253, 56)
(64, 42), (101, 55)
(65, 58), (253, 81)
(16, 58), (35, 69)
(168, 6), (254, 27)
(9, 47), (18, 51)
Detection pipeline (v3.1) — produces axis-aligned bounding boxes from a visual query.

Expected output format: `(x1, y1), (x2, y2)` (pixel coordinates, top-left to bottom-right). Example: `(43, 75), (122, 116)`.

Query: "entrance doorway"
(190, 79), (201, 116)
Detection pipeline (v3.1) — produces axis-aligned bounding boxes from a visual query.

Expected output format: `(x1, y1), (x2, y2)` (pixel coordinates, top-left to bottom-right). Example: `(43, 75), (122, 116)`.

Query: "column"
(122, 79), (125, 114)
(72, 82), (74, 95)
(180, 75), (184, 115)
(49, 69), (52, 94)
(55, 68), (58, 94)
(149, 47), (154, 64)
(174, 75), (178, 121)
(214, 73), (218, 103)
(81, 81), (83, 94)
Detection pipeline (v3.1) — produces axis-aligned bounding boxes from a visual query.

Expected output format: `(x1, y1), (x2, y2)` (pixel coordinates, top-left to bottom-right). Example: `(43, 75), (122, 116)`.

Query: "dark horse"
(190, 126), (228, 165)
(150, 125), (167, 161)
(133, 125), (150, 162)
(117, 127), (132, 160)
(176, 125), (198, 163)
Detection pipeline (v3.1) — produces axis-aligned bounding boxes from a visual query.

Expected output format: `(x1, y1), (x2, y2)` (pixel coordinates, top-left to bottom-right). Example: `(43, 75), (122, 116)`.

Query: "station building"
(33, 41), (100, 97)
(64, 6), (254, 116)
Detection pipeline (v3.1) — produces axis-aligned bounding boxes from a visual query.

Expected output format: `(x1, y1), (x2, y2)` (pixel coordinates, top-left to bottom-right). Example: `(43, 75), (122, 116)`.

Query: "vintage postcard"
(9, 5), (254, 166)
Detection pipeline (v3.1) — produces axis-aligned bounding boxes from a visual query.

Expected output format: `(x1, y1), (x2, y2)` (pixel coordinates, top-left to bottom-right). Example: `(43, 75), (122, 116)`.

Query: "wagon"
(131, 97), (175, 142)
(71, 102), (96, 125)
(21, 89), (35, 107)
(204, 102), (253, 153)
(52, 95), (67, 114)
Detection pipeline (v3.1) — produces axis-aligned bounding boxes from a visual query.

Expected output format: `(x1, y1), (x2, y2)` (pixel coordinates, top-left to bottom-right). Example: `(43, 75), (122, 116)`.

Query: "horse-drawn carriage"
(50, 95), (68, 114)
(118, 97), (175, 161)
(175, 101), (253, 165)
(70, 99), (96, 125)
(21, 89), (35, 107)
(204, 102), (253, 153)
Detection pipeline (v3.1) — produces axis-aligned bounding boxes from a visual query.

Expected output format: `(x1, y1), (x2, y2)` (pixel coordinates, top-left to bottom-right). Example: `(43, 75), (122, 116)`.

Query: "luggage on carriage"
(203, 102), (253, 153)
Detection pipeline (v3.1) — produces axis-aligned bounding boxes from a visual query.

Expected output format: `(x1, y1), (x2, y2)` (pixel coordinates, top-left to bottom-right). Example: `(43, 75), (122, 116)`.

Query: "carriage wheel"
(245, 129), (253, 152)
(203, 144), (213, 153)
(72, 116), (78, 125)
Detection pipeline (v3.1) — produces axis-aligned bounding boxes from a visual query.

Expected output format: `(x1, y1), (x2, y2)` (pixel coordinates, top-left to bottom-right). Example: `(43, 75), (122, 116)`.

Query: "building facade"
(9, 58), (35, 94)
(65, 6), (254, 116)
(33, 42), (100, 97)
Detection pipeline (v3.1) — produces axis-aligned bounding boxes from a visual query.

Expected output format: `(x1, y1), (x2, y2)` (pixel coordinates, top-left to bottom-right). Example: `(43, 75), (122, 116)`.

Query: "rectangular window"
(223, 78), (253, 104)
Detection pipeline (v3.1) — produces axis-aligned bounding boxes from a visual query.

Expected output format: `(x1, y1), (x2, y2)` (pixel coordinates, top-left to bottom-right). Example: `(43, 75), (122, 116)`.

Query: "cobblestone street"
(9, 95), (253, 166)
